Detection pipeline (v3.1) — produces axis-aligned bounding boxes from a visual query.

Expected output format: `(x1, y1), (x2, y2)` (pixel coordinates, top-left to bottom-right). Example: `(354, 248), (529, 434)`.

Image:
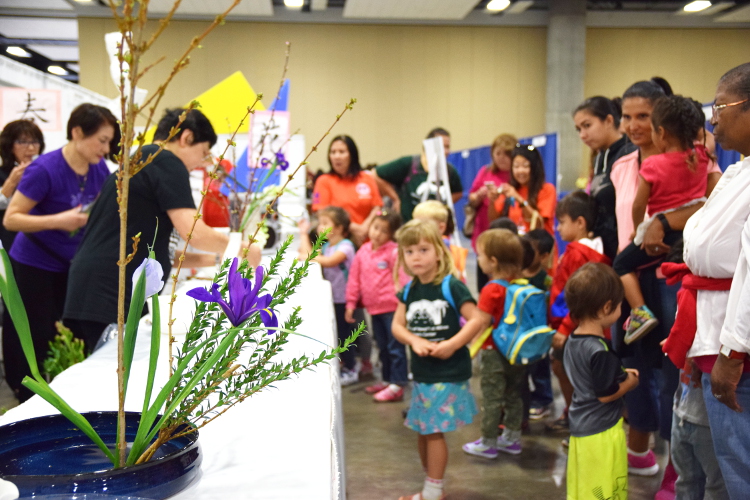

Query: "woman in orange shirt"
(312, 135), (382, 246)
(487, 144), (556, 237)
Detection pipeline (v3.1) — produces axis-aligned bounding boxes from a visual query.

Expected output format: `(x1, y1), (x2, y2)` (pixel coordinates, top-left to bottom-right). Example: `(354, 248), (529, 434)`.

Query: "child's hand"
(298, 219), (311, 234)
(430, 340), (457, 360)
(626, 368), (640, 389)
(552, 332), (568, 351)
(344, 308), (355, 323)
(410, 336), (434, 357)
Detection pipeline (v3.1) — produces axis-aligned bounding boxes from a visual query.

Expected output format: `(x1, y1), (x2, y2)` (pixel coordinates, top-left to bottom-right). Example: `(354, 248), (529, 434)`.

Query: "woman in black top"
(572, 96), (635, 261)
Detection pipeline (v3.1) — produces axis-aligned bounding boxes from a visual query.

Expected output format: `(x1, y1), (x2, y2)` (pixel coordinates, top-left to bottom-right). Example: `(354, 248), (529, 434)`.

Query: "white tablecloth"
(0, 261), (345, 500)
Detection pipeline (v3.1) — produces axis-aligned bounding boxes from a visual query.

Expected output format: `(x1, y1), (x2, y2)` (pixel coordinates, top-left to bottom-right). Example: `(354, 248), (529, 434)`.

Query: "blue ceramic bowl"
(0, 412), (201, 499)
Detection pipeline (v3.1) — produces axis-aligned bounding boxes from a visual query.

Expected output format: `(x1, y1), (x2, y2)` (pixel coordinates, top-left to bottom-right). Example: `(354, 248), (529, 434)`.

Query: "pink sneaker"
(373, 385), (404, 402)
(364, 381), (389, 394)
(628, 449), (659, 476)
(654, 462), (677, 500)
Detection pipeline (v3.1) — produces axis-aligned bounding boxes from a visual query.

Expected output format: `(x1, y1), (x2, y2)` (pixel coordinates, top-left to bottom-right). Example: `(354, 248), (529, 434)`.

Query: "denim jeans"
(703, 372), (750, 500)
(528, 357), (553, 407)
(370, 312), (408, 385)
(671, 411), (728, 500)
(621, 275), (680, 441)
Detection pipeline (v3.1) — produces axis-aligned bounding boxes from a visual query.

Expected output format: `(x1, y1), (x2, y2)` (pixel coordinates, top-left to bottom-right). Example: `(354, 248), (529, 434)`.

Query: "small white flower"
(132, 257), (164, 298)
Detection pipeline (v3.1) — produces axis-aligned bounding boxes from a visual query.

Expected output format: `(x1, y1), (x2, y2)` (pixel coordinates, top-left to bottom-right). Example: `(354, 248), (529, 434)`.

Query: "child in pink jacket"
(345, 210), (409, 402)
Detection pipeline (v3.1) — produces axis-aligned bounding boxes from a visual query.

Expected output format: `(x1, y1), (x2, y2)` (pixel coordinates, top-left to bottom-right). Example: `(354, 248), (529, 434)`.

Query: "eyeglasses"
(712, 98), (749, 118)
(15, 140), (40, 147)
(515, 143), (535, 151)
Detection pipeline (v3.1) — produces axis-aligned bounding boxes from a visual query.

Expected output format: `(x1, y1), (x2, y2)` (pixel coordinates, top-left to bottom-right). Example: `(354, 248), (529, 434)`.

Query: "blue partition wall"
(450, 133), (558, 234)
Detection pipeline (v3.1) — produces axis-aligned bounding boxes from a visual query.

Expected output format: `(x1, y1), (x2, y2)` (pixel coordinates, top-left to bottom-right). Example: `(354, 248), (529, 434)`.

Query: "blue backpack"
(490, 279), (554, 365)
(402, 275), (465, 325)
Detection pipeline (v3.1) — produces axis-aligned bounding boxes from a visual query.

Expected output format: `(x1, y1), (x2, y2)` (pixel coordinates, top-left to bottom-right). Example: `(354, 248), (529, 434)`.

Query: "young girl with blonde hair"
(393, 218), (481, 500)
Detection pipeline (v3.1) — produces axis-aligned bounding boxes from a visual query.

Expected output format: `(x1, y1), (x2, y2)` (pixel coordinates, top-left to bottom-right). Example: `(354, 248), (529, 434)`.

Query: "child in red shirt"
(548, 191), (611, 433)
(462, 228), (527, 458)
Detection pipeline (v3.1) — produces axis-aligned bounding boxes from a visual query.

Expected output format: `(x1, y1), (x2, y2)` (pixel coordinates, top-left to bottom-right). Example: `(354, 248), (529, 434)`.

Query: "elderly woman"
(0, 119), (45, 250)
(2, 103), (119, 402)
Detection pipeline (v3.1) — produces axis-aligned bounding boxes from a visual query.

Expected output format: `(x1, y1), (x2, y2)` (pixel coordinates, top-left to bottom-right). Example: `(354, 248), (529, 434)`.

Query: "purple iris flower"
(274, 151), (289, 171)
(186, 258), (278, 330)
(132, 257), (164, 298)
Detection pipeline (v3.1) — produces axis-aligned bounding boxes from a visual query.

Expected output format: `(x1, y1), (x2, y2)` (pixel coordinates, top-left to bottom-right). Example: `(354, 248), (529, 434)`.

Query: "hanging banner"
(0, 88), (62, 132)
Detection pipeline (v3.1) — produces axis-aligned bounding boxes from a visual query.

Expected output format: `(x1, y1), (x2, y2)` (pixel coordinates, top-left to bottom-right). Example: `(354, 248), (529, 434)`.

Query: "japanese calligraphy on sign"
(0, 88), (62, 132)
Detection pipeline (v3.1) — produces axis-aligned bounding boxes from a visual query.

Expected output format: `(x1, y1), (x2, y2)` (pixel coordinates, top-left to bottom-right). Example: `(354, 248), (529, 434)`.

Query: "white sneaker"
(340, 368), (359, 386)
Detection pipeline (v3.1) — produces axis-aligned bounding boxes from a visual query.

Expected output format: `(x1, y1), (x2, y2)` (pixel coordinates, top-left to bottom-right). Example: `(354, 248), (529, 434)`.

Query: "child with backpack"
(393, 219), (481, 500)
(613, 95), (709, 345)
(462, 228), (539, 458)
(564, 263), (639, 500)
(298, 206), (359, 385)
(345, 209), (409, 402)
(546, 191), (611, 434)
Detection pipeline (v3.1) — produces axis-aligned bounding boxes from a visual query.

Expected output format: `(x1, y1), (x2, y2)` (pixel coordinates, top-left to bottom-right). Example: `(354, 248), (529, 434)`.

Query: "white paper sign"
(248, 110), (290, 169)
(0, 88), (62, 132)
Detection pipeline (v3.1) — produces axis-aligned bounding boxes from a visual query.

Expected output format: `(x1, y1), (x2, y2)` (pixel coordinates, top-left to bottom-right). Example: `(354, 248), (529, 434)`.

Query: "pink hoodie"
(345, 240), (409, 315)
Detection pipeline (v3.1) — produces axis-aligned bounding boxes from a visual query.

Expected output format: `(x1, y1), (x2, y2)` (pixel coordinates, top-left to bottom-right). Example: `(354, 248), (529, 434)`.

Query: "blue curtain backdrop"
(450, 133), (558, 234)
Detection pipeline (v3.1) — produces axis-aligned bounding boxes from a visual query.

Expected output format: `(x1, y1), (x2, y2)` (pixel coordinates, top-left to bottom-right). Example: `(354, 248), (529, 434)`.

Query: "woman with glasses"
(487, 144), (557, 237)
(0, 119), (45, 250)
(2, 103), (119, 402)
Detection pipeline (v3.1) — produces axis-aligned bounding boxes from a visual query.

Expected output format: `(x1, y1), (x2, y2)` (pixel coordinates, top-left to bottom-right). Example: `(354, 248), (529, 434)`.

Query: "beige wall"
(78, 18), (547, 170)
(585, 28), (750, 104)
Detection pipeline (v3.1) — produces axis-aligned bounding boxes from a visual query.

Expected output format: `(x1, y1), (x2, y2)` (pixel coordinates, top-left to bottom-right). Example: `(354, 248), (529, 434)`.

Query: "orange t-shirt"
(493, 183), (557, 236)
(312, 171), (383, 224)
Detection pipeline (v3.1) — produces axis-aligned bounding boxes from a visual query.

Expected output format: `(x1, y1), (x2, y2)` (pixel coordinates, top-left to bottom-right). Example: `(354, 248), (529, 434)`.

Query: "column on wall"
(545, 0), (586, 192)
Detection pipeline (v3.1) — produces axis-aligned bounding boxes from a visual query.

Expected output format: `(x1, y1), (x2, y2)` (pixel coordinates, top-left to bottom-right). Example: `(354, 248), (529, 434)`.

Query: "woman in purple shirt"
(2, 103), (119, 402)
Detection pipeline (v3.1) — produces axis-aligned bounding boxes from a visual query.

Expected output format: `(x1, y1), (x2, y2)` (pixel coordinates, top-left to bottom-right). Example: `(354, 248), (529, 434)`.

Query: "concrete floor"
(342, 372), (666, 500)
(342, 248), (667, 499)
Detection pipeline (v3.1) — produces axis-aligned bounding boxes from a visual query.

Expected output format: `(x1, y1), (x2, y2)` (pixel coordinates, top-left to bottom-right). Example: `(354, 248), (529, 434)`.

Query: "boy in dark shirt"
(563, 263), (639, 499)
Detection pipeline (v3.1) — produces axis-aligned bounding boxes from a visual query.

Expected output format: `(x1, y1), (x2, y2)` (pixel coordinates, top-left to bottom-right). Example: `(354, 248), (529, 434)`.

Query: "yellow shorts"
(567, 418), (628, 500)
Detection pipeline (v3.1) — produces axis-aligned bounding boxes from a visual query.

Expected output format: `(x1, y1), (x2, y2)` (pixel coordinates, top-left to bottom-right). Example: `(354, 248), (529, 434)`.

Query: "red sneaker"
(373, 385), (404, 402)
(365, 381), (389, 394)
(654, 462), (677, 500)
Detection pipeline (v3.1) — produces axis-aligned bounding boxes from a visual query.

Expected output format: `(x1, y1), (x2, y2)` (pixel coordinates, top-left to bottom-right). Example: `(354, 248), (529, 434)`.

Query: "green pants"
(568, 418), (628, 499)
(480, 348), (526, 440)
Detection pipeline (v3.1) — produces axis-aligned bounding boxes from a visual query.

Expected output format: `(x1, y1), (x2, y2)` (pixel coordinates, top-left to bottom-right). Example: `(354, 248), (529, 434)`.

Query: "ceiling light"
(684, 1), (712, 12)
(6, 46), (31, 58)
(487, 0), (511, 11)
(284, 0), (304, 8)
(47, 65), (68, 76)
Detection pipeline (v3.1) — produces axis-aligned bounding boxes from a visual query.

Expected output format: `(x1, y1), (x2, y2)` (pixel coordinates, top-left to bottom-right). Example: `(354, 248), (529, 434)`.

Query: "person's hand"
(1, 162), (30, 197)
(626, 368), (640, 388)
(297, 218), (311, 234)
(552, 332), (568, 351)
(349, 223), (368, 247)
(390, 198), (401, 216)
(710, 352), (745, 412)
(500, 183), (520, 200)
(475, 186), (488, 201)
(56, 206), (89, 232)
(410, 336), (434, 357)
(641, 218), (670, 256)
(241, 242), (262, 268)
(430, 340), (458, 360)
(344, 308), (355, 323)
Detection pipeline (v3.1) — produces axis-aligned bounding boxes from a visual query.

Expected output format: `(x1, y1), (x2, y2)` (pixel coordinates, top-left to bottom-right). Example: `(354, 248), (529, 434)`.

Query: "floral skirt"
(404, 381), (478, 435)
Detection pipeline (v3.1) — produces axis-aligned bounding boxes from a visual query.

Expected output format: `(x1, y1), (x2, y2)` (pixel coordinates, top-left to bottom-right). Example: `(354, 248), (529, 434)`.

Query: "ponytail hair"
(573, 96), (622, 129)
(623, 79), (667, 105)
(651, 95), (705, 171)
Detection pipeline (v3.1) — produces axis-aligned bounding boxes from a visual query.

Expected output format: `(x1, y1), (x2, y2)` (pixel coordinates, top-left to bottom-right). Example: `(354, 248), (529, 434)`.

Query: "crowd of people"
(2, 62), (750, 499)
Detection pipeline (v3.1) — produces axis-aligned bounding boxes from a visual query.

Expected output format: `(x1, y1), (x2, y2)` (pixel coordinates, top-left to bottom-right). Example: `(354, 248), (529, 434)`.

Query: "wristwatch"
(520, 199), (528, 208)
(720, 344), (747, 360)
(656, 213), (671, 233)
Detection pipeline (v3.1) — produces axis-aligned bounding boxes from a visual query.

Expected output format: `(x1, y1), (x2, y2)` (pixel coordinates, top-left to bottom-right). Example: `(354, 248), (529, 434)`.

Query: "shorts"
(404, 381), (478, 435)
(568, 418), (628, 500)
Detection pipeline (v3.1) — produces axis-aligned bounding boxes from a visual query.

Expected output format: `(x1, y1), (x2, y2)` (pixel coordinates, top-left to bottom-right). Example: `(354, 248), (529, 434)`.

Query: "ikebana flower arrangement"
(0, 0), (360, 477)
